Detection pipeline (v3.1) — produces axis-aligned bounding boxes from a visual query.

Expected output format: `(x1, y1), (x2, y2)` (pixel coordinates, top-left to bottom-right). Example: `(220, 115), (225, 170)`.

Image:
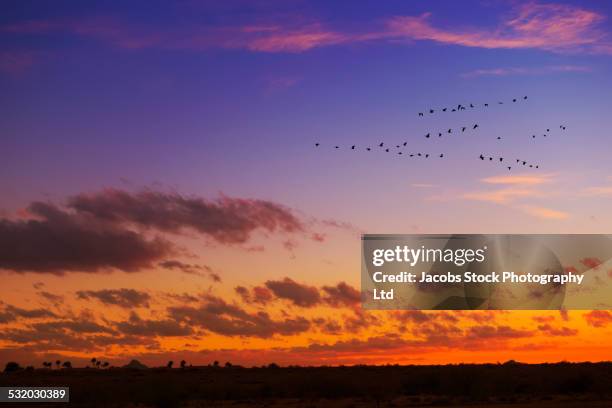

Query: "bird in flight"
(315, 143), (320, 147)
(461, 127), (467, 132)
(448, 128), (452, 134)
(479, 154), (485, 160)
(335, 146), (339, 149)
(507, 166), (512, 170)
(351, 145), (355, 150)
(418, 112), (423, 117)
(429, 109), (435, 114)
(473, 124), (479, 129)
(442, 108), (447, 112)
(425, 133), (430, 138)
(379, 142), (384, 147)
(512, 98), (517, 102)
(497, 137), (501, 140)
(439, 154), (444, 158)
(366, 147), (371, 151)
(484, 103), (489, 107)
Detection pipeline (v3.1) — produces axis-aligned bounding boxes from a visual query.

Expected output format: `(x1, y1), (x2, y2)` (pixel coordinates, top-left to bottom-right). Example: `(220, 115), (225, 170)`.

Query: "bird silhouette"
(429, 109), (435, 114)
(379, 142), (384, 147)
(439, 154), (444, 158)
(484, 103), (489, 107)
(442, 108), (447, 112)
(479, 154), (485, 160)
(532, 135), (536, 138)
(499, 158), (503, 162)
(516, 159), (520, 163)
(438, 132), (442, 137)
(522, 161), (526, 165)
(448, 128), (452, 134)
(335, 146), (339, 149)
(403, 142), (407, 146)
(452, 108), (457, 112)
(497, 137), (501, 140)
(385, 148), (389, 152)
(512, 98), (517, 102)
(417, 153), (422, 157)
(418, 112), (423, 117)
(529, 164), (533, 168)
(473, 124), (479, 129)
(315, 143), (320, 146)
(560, 125), (566, 130)
(425, 133), (430, 138)
(398, 152), (403, 155)
(508, 166), (512, 170)
(396, 145), (400, 148)
(351, 145), (355, 150)
(546, 129), (550, 132)
(410, 154), (414, 157)
(535, 165), (539, 169)
(425, 154), (429, 158)
(366, 147), (371, 151)
(523, 96), (528, 100)
(461, 127), (466, 132)
(498, 101), (503, 104)
(489, 157), (493, 161)
(470, 103), (474, 108)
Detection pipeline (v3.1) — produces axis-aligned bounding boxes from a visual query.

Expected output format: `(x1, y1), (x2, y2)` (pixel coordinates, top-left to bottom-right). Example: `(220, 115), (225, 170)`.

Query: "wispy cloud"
(386, 2), (611, 54)
(582, 186), (612, 196)
(461, 65), (592, 78)
(2, 2), (611, 56)
(461, 173), (568, 220)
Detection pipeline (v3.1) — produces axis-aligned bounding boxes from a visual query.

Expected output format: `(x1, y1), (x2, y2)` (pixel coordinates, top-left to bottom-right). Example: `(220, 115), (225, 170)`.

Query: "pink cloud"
(0, 51), (41, 75)
(2, 2), (612, 56)
(385, 3), (610, 54)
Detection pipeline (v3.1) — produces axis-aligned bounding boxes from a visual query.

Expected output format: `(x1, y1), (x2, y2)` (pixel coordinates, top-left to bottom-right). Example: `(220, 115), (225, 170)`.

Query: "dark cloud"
(265, 277), (320, 307)
(115, 312), (193, 337)
(159, 260), (221, 282)
(0, 304), (57, 323)
(584, 310), (612, 328)
(76, 288), (151, 308)
(168, 295), (310, 338)
(0, 202), (172, 274)
(466, 325), (532, 340)
(234, 285), (273, 305)
(68, 189), (305, 244)
(537, 324), (578, 336)
(321, 282), (361, 307)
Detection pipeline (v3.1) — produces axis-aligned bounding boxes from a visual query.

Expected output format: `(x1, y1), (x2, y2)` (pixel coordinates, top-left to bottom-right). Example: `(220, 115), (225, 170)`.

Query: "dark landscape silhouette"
(2, 360), (612, 407)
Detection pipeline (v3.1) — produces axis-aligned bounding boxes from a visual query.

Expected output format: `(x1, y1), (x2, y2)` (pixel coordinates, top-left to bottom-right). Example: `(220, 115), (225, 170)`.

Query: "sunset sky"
(1, 0), (612, 368)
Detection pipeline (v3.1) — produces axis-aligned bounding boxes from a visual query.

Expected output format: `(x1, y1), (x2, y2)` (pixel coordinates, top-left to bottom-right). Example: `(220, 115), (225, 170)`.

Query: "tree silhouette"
(213, 360), (219, 368)
(62, 361), (72, 369)
(167, 360), (174, 369)
(180, 360), (187, 369)
(91, 357), (97, 367)
(4, 362), (22, 373)
(95, 360), (101, 368)
(42, 361), (52, 369)
(102, 362), (109, 368)
(224, 361), (233, 368)
(55, 360), (61, 369)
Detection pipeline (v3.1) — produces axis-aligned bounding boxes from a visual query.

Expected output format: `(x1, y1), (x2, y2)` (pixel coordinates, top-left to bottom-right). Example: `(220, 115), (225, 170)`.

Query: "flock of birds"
(418, 96), (528, 116)
(314, 96), (568, 171)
